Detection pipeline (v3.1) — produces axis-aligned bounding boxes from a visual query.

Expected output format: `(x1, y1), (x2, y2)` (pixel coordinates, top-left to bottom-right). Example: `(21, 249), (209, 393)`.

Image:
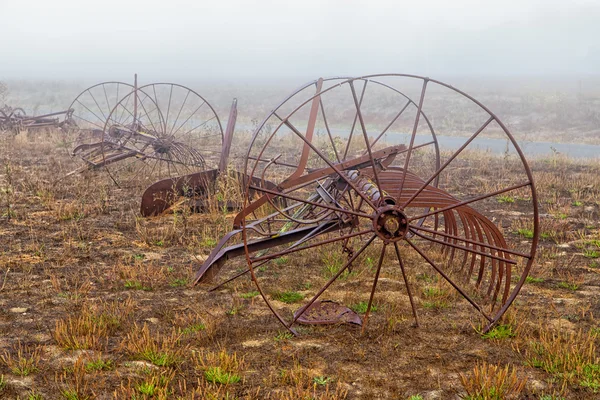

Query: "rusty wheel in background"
(99, 83), (224, 189)
(66, 82), (134, 155)
(240, 74), (538, 335)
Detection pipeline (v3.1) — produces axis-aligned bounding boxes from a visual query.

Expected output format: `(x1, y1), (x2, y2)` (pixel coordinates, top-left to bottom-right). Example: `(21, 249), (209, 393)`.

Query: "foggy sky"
(1, 0), (599, 81)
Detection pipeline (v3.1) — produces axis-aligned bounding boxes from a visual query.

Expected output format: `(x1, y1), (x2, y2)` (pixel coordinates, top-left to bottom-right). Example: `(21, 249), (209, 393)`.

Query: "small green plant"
(274, 331), (294, 341)
(516, 228), (534, 239)
(202, 238), (217, 247)
(351, 301), (377, 314)
(1, 341), (41, 376)
(526, 276), (544, 284)
(321, 250), (352, 279)
(423, 287), (445, 297)
(204, 366), (241, 384)
(273, 291), (304, 304)
(27, 391), (44, 400)
(557, 281), (579, 291)
(572, 201), (583, 207)
(481, 324), (516, 340)
(497, 195), (515, 203)
(124, 280), (151, 291)
(580, 363), (600, 392)
(140, 350), (178, 367)
(416, 273), (436, 283)
(422, 300), (449, 309)
(84, 358), (113, 372)
(181, 323), (205, 335)
(584, 250), (600, 259)
(408, 396), (424, 400)
(0, 374), (5, 392)
(313, 376), (332, 385)
(226, 306), (241, 315)
(169, 278), (188, 287)
(136, 381), (157, 396)
(240, 291), (259, 299)
(61, 390), (84, 400)
(274, 256), (289, 266)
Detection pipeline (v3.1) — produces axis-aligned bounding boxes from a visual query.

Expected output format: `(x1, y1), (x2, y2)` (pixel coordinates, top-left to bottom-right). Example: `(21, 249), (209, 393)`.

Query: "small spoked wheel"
(240, 74), (538, 335)
(98, 83), (224, 189)
(66, 82), (134, 153)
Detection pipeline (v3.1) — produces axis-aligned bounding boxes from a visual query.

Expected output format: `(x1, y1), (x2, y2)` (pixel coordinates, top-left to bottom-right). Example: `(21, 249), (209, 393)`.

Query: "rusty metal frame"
(0, 106), (73, 134)
(191, 74), (538, 335)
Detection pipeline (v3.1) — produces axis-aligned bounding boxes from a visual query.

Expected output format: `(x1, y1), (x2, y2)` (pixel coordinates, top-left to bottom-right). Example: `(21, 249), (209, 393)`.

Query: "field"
(0, 124), (599, 400)
(2, 76), (600, 145)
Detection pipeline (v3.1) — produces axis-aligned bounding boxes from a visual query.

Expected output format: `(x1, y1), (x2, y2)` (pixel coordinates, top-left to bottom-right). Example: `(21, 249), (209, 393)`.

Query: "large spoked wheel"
(100, 83), (224, 189)
(241, 75), (538, 335)
(66, 82), (134, 152)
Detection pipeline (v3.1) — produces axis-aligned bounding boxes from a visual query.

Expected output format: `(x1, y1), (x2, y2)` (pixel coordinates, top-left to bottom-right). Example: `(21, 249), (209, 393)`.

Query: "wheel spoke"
(396, 79), (428, 200)
(178, 115), (216, 138)
(164, 84), (174, 133)
(402, 116), (494, 208)
(249, 184), (372, 220)
(171, 101), (206, 136)
(393, 243), (419, 326)
(252, 227), (372, 263)
(319, 96), (340, 163)
(349, 80), (384, 202)
(169, 90), (190, 135)
(343, 80), (368, 160)
(409, 181), (531, 221)
(88, 90), (108, 121)
(269, 113), (379, 210)
(102, 84), (111, 119)
(409, 224), (531, 259)
(405, 237), (493, 322)
(289, 235), (377, 328)
(136, 95), (162, 135)
(409, 228), (517, 265)
(369, 100), (410, 149)
(76, 99), (105, 127)
(362, 243), (387, 333)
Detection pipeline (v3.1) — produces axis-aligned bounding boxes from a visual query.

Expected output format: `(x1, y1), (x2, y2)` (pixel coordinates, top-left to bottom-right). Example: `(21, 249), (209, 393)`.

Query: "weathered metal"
(193, 74), (539, 335)
(139, 99), (237, 216)
(65, 78), (227, 191)
(0, 105), (73, 133)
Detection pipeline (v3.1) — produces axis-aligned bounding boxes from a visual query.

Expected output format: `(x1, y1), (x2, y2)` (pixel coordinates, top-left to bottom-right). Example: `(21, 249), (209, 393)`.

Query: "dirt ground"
(1, 130), (600, 399)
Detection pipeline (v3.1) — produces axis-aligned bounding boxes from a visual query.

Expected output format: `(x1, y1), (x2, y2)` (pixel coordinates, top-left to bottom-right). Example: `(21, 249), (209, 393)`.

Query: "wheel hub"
(373, 205), (409, 242)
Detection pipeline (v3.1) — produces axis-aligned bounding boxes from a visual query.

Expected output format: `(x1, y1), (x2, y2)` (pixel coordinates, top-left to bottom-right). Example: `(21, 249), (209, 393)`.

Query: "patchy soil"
(1, 131), (600, 399)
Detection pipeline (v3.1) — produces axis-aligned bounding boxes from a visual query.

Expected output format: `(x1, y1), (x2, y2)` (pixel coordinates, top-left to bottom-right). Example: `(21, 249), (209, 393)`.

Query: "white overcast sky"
(1, 0), (598, 81)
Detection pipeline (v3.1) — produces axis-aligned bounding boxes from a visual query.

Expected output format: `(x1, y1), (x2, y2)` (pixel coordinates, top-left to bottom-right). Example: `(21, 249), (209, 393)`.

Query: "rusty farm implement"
(63, 77), (242, 204)
(0, 105), (74, 134)
(189, 74), (539, 335)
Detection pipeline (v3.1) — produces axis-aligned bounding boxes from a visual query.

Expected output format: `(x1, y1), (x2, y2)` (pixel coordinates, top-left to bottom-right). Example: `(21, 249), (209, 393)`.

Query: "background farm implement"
(0, 105), (73, 134)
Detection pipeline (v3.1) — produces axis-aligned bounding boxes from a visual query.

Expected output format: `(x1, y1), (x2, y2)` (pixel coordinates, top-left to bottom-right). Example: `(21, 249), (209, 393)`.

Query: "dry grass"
(516, 328), (600, 393)
(122, 323), (187, 368)
(0, 340), (42, 377)
(459, 362), (527, 400)
(1, 129), (600, 398)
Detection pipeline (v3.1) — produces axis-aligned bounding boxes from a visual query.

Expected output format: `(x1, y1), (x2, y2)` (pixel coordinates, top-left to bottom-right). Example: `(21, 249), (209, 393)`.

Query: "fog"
(1, 0), (599, 81)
